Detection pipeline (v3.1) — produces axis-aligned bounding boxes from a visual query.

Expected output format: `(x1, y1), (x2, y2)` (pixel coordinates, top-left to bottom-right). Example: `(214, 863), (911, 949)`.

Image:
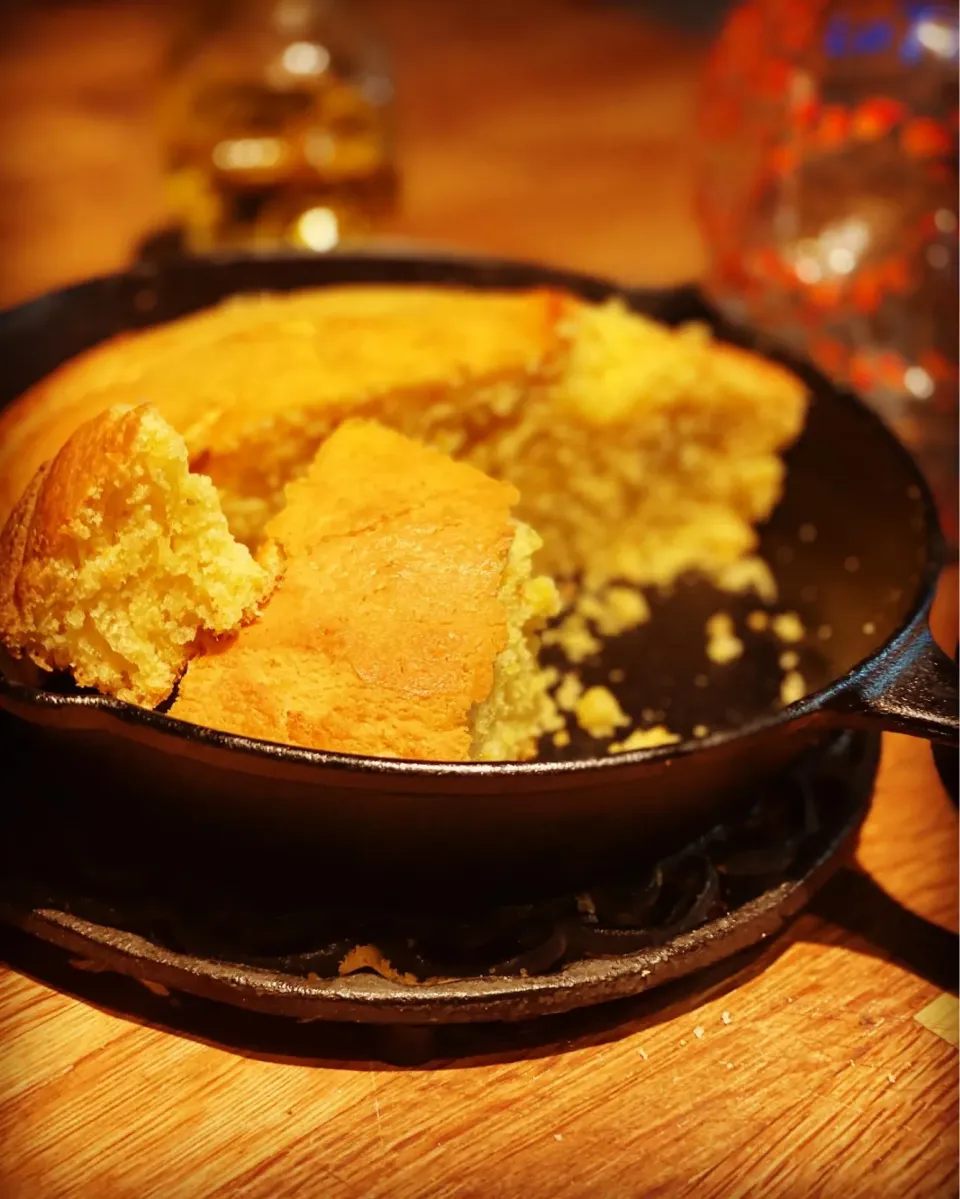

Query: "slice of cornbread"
(170, 421), (560, 761)
(0, 405), (272, 706)
(0, 287), (806, 601)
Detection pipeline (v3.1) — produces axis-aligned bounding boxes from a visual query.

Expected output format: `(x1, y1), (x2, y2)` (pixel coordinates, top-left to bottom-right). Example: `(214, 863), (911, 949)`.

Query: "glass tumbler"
(157, 0), (398, 253)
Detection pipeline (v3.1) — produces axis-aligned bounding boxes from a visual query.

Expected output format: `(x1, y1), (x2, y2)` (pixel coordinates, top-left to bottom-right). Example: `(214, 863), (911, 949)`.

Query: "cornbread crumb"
(779, 650), (800, 671)
(576, 584), (650, 637)
(575, 685), (629, 738)
(772, 612), (805, 643)
(706, 612), (744, 665)
(553, 729), (571, 749)
(715, 556), (777, 603)
(555, 671), (585, 712)
(471, 520), (563, 759)
(609, 726), (681, 754)
(746, 610), (769, 632)
(338, 944), (419, 986)
(542, 611), (602, 664)
(780, 670), (806, 706)
(608, 667), (625, 684)
(693, 723), (709, 738)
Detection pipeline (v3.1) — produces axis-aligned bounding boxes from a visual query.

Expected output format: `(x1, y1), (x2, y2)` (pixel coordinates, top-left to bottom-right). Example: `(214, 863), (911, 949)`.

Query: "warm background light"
(0, 0), (708, 307)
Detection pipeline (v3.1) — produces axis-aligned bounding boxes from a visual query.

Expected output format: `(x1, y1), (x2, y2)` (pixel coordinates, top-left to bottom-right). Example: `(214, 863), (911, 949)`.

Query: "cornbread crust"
(0, 405), (271, 706)
(0, 405), (154, 633)
(0, 287), (807, 603)
(0, 287), (568, 531)
(170, 421), (559, 762)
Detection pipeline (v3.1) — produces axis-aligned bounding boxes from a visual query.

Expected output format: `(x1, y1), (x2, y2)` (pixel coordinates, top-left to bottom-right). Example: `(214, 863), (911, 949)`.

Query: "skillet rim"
(0, 250), (945, 783)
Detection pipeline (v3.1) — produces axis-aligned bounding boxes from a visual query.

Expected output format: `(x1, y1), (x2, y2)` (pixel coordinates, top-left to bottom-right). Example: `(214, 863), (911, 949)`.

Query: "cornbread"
(0, 405), (271, 706)
(0, 286), (807, 600)
(170, 421), (560, 761)
(609, 727), (682, 753)
(705, 611), (744, 666)
(576, 585), (651, 637)
(0, 285), (811, 761)
(542, 612), (603, 664)
(746, 610), (770, 632)
(338, 946), (420, 986)
(555, 671), (585, 713)
(713, 557), (777, 604)
(780, 670), (806, 706)
(574, 686), (630, 739)
(772, 611), (805, 643)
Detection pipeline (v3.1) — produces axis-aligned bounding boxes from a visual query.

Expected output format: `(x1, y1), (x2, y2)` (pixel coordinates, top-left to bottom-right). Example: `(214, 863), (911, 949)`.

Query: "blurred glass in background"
(157, 0), (398, 253)
(697, 0), (958, 545)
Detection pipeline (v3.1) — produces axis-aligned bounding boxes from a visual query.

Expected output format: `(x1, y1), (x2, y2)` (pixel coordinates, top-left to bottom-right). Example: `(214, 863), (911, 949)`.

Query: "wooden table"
(0, 3), (956, 1195)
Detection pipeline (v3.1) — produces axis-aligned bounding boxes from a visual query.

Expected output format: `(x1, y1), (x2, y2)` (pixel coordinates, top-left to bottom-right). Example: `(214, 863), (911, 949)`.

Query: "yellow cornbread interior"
(476, 304), (795, 590)
(470, 520), (562, 761)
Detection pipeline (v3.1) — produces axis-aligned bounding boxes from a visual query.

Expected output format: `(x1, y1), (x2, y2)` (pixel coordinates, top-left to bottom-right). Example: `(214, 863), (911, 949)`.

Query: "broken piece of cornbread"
(170, 421), (561, 761)
(0, 405), (271, 706)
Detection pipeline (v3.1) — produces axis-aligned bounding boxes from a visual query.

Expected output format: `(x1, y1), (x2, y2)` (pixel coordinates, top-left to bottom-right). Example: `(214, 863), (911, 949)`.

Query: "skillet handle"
(834, 624), (958, 747)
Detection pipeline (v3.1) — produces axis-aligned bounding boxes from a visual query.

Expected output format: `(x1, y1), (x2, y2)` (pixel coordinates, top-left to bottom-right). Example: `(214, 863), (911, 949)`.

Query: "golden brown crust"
(170, 421), (520, 761)
(0, 463), (49, 639)
(0, 286), (570, 526)
(0, 406), (145, 653)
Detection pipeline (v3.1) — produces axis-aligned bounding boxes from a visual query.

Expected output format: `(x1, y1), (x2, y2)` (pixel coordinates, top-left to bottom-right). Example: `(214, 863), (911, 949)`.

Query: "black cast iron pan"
(0, 251), (956, 898)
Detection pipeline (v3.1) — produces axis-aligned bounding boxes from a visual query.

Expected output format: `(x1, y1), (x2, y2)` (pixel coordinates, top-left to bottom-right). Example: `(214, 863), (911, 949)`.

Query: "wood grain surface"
(0, 3), (957, 1197)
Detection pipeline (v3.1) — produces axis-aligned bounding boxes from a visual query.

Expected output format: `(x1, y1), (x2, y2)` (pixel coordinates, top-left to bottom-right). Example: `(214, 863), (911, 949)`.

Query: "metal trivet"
(0, 732), (878, 1024)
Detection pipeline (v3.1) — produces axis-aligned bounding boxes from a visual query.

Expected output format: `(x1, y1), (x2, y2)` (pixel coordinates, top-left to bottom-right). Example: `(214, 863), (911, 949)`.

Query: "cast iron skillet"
(0, 251), (956, 897)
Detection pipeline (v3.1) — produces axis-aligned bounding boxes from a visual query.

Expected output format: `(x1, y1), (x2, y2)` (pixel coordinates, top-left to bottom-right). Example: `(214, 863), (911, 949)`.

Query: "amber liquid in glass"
(161, 75), (398, 251)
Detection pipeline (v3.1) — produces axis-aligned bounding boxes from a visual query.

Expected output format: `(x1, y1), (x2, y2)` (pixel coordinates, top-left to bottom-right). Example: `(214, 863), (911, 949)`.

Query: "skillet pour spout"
(0, 251), (955, 891)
